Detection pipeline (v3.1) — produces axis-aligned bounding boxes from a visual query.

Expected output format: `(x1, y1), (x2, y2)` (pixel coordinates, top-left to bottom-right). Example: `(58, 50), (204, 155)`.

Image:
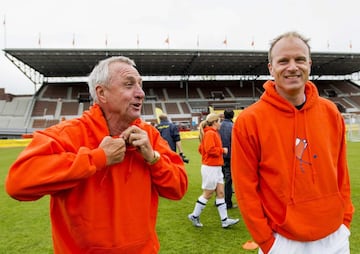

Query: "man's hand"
(179, 153), (189, 163)
(223, 147), (228, 155)
(120, 125), (154, 162)
(99, 136), (126, 166)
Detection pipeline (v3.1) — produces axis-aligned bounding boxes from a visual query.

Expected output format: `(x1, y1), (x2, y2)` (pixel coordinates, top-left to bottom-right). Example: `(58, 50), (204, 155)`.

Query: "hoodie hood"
(261, 80), (320, 112)
(81, 104), (144, 182)
(81, 103), (143, 142)
(81, 104), (109, 142)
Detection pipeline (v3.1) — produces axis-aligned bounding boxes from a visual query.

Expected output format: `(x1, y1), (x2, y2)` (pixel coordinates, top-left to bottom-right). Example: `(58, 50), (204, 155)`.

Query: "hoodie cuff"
(90, 147), (107, 171)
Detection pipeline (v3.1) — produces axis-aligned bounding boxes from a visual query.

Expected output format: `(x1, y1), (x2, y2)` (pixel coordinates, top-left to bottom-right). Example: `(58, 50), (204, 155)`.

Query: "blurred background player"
(188, 113), (239, 228)
(219, 109), (236, 209)
(157, 113), (189, 163)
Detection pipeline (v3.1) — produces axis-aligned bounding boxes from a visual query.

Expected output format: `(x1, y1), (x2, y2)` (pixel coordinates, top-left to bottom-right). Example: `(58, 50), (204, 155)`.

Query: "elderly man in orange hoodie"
(6, 56), (188, 254)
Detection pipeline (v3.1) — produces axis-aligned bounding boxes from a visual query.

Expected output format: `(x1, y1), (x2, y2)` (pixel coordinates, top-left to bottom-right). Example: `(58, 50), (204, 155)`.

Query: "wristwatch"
(146, 151), (160, 165)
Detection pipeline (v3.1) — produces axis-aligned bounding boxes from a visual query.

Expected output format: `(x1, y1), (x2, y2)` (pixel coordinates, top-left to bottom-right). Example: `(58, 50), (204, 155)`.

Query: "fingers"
(223, 147), (228, 155)
(120, 126), (141, 140)
(120, 126), (148, 147)
(99, 136), (125, 149)
(99, 136), (126, 166)
(120, 126), (154, 161)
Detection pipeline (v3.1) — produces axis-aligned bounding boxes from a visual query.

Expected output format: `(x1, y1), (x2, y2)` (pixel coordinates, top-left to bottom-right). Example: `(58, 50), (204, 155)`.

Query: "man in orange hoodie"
(232, 31), (354, 254)
(6, 56), (188, 254)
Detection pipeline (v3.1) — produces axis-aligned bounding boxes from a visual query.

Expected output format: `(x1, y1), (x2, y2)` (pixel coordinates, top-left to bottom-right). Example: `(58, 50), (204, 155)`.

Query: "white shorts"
(201, 165), (224, 190)
(259, 224), (350, 254)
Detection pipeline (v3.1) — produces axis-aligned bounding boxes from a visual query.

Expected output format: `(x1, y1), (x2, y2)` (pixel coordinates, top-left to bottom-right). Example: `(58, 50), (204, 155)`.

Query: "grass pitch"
(0, 140), (359, 254)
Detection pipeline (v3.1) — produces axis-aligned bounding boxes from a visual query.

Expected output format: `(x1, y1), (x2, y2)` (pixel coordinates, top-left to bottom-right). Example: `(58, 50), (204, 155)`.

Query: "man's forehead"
(272, 38), (309, 57)
(274, 36), (308, 50)
(110, 62), (139, 75)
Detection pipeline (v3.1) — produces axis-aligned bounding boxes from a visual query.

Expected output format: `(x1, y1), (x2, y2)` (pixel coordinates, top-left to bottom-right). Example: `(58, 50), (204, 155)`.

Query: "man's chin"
(284, 79), (305, 88)
(130, 112), (141, 120)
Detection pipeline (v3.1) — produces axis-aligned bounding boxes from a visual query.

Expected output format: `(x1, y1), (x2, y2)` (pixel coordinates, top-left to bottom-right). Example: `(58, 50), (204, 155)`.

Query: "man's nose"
(135, 85), (145, 98)
(287, 59), (298, 71)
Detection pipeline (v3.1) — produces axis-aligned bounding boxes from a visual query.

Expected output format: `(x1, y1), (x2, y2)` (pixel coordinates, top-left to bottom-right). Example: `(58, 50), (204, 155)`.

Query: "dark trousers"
(222, 158), (233, 208)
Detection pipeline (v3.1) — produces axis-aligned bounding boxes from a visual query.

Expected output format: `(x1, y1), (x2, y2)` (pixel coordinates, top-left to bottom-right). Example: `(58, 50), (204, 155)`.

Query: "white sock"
(192, 195), (208, 217)
(216, 198), (228, 221)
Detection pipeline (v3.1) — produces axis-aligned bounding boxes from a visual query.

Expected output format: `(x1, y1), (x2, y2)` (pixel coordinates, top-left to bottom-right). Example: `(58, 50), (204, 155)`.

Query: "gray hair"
(88, 56), (136, 102)
(268, 31), (311, 63)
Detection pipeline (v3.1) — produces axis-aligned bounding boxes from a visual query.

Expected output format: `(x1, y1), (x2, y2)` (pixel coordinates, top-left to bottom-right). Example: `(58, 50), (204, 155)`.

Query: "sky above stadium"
(1, 0), (359, 94)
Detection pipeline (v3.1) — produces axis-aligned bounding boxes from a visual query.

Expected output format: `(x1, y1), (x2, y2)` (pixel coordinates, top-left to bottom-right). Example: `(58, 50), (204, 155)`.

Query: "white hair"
(88, 56), (136, 102)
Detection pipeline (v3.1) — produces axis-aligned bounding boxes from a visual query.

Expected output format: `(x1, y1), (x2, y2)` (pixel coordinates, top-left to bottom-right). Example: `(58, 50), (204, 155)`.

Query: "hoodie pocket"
(277, 193), (345, 241)
(86, 234), (157, 254)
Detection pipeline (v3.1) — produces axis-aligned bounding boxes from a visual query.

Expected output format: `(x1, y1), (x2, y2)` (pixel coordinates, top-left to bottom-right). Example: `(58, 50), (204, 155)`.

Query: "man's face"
(268, 36), (312, 97)
(97, 62), (145, 123)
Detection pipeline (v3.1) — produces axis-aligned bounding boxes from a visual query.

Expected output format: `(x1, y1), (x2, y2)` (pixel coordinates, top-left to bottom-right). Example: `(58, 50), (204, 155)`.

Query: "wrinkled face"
(97, 62), (144, 123)
(268, 36), (312, 97)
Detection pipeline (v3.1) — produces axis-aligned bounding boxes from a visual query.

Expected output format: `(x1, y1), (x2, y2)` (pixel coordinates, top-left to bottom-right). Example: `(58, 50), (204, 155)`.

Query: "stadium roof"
(4, 48), (360, 79)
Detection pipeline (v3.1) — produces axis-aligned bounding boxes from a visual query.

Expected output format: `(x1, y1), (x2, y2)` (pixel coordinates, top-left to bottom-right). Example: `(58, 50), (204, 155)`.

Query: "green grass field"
(0, 140), (359, 254)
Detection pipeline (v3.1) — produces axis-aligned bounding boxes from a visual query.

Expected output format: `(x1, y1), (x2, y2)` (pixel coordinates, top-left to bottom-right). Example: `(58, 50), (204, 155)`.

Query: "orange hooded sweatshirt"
(232, 81), (354, 253)
(6, 104), (188, 254)
(198, 126), (224, 166)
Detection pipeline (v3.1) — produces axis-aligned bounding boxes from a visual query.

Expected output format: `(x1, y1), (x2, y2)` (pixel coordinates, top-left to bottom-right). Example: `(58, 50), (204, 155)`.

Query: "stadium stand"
(180, 102), (191, 114)
(42, 84), (69, 99)
(349, 95), (360, 107)
(1, 78), (360, 137)
(1, 49), (360, 137)
(60, 101), (80, 116)
(31, 100), (57, 116)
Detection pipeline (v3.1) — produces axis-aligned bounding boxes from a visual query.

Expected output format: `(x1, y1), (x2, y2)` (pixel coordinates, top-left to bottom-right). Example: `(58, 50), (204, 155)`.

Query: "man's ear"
(96, 85), (106, 103)
(268, 62), (273, 77)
